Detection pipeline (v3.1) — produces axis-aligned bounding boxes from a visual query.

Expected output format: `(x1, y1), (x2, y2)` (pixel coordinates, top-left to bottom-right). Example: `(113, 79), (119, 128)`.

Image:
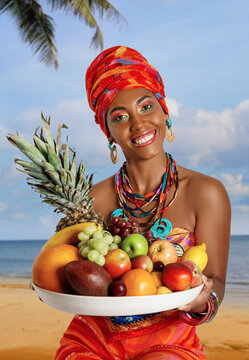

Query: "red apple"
(131, 254), (153, 272)
(148, 240), (178, 265)
(162, 263), (192, 291)
(183, 260), (203, 288)
(104, 249), (132, 280)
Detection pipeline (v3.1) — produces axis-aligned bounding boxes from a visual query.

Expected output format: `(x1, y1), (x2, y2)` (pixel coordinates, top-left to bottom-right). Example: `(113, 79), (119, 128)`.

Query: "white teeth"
(134, 133), (154, 144)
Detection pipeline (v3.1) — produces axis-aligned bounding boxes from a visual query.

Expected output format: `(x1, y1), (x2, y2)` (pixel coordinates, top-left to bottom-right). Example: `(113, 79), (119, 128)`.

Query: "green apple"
(121, 234), (148, 259)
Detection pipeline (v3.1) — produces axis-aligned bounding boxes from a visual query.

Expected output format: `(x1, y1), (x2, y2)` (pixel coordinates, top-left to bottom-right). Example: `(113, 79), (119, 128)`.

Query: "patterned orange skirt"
(55, 311), (206, 360)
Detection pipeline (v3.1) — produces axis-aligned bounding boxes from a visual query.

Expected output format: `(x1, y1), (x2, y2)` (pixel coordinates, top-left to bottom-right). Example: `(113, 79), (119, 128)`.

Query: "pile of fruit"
(32, 217), (208, 297)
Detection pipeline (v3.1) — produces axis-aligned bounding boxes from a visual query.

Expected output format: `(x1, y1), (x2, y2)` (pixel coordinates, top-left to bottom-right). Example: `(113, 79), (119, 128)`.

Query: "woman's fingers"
(178, 277), (213, 312)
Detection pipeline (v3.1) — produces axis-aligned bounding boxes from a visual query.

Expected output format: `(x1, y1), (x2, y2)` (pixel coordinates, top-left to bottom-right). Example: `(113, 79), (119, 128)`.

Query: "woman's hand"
(178, 275), (213, 313)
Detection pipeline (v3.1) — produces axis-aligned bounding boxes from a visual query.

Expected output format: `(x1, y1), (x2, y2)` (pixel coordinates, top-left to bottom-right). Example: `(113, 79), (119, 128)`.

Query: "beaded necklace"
(114, 153), (178, 229)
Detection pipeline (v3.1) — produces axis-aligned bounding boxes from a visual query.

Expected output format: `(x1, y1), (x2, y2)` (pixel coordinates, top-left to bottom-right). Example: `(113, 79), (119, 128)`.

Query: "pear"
(181, 243), (208, 271)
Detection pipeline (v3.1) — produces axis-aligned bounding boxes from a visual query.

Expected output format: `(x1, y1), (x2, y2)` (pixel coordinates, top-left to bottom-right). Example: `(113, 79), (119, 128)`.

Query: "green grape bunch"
(77, 224), (122, 266)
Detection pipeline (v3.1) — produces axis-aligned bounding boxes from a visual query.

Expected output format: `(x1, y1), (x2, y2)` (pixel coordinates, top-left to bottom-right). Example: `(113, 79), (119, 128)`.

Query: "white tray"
(33, 283), (203, 316)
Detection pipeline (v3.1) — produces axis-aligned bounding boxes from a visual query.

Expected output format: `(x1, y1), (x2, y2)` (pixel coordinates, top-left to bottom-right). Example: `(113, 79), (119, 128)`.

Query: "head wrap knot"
(85, 46), (168, 137)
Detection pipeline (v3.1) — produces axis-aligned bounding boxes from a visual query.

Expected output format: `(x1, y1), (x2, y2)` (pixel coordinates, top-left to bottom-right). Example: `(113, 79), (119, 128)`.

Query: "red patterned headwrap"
(85, 46), (169, 138)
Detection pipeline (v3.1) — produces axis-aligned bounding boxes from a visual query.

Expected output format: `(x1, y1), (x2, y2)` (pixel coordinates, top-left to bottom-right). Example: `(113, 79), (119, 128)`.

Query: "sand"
(0, 279), (248, 360)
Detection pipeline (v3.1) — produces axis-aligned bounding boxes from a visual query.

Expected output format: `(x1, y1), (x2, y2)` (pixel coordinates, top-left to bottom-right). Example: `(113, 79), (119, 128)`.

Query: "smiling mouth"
(131, 130), (156, 146)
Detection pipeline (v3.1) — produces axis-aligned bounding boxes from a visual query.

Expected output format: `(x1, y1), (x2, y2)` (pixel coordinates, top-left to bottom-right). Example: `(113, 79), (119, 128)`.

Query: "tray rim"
(32, 282), (204, 316)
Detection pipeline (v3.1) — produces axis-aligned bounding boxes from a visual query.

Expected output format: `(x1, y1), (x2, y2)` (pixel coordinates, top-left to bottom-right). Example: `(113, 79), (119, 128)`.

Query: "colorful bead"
(150, 219), (172, 239)
(111, 209), (128, 220)
(108, 139), (115, 151)
(114, 153), (178, 229)
(166, 118), (172, 128)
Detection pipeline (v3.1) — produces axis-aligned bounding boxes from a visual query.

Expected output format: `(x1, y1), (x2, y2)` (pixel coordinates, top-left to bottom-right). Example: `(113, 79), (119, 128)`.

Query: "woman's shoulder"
(178, 165), (230, 209)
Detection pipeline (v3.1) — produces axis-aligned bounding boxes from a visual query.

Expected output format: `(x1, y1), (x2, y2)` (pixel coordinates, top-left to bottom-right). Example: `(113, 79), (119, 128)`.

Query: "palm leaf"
(48, 0), (126, 49)
(1, 0), (126, 66)
(0, 0), (58, 68)
(90, 0), (125, 21)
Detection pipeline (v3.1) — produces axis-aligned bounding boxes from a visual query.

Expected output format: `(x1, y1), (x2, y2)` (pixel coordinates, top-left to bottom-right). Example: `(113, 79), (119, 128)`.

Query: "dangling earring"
(165, 118), (175, 143)
(108, 138), (118, 164)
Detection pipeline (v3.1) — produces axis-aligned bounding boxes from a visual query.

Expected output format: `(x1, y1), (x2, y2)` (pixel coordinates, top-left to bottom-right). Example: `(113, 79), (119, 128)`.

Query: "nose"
(129, 111), (145, 131)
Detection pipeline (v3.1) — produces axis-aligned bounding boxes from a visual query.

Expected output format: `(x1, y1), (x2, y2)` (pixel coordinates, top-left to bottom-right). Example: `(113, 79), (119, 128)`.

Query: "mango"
(64, 259), (112, 296)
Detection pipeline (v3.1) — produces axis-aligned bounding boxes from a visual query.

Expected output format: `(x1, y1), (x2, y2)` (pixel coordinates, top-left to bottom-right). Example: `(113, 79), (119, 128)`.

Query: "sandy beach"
(1, 278), (248, 360)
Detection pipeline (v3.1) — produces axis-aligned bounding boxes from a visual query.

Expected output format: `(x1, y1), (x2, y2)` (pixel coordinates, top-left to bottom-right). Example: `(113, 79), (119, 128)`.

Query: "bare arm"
(179, 176), (231, 312)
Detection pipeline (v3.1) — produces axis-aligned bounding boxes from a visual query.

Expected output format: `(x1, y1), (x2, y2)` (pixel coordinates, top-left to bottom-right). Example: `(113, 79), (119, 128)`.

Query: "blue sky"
(0, 0), (249, 239)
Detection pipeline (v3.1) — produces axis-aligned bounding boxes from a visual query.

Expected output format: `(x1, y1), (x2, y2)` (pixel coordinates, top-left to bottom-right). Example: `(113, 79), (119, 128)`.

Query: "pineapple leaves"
(63, 144), (70, 171)
(41, 113), (55, 151)
(56, 122), (68, 155)
(46, 143), (62, 171)
(33, 134), (48, 158)
(7, 113), (95, 215)
(7, 133), (46, 166)
(14, 158), (43, 173)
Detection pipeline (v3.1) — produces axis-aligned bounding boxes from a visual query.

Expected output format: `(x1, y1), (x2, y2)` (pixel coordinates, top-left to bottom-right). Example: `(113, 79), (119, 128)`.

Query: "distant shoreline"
(0, 234), (248, 241)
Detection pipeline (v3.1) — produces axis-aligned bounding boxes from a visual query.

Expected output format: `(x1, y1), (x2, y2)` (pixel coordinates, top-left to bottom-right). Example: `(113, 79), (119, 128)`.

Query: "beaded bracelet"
(206, 291), (219, 323)
(179, 291), (219, 326)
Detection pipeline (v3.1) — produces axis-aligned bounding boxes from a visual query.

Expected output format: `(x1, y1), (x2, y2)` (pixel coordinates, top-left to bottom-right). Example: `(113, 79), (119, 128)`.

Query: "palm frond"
(1, 0), (126, 66)
(1, 0), (58, 68)
(48, 0), (126, 49)
(72, 1), (103, 48)
(91, 0), (126, 22)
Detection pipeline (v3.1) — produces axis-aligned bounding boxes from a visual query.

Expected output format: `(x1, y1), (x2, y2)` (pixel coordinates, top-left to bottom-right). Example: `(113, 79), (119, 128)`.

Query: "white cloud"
(169, 98), (249, 168)
(11, 211), (27, 220)
(231, 205), (249, 235)
(2, 164), (23, 183)
(233, 205), (249, 214)
(0, 124), (10, 150)
(0, 219), (7, 228)
(167, 97), (182, 117)
(219, 174), (249, 196)
(0, 202), (7, 212)
(38, 214), (57, 228)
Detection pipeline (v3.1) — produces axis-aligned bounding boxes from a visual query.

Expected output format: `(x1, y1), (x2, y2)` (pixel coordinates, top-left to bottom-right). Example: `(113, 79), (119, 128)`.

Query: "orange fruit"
(32, 244), (81, 293)
(121, 268), (157, 296)
(151, 271), (163, 287)
(156, 286), (172, 295)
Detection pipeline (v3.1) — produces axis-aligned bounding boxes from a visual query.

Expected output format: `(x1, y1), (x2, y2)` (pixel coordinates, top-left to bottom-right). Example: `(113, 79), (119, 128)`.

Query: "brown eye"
(141, 104), (155, 112)
(113, 114), (129, 123)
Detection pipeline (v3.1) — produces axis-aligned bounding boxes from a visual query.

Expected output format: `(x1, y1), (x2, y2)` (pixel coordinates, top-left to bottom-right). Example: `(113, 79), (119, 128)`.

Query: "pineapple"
(7, 113), (104, 232)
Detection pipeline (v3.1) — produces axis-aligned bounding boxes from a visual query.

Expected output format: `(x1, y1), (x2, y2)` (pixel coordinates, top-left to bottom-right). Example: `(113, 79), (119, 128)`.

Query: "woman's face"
(106, 87), (168, 161)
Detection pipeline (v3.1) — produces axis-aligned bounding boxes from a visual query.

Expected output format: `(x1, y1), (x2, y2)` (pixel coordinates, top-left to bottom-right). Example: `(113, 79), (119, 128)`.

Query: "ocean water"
(0, 236), (248, 297)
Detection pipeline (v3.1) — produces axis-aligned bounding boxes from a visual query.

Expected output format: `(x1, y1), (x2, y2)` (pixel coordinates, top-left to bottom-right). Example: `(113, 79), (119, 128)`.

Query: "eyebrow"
(109, 95), (153, 115)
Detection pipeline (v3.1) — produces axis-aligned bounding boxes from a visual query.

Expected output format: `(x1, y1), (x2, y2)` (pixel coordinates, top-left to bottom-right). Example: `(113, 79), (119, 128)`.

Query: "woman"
(55, 46), (231, 360)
